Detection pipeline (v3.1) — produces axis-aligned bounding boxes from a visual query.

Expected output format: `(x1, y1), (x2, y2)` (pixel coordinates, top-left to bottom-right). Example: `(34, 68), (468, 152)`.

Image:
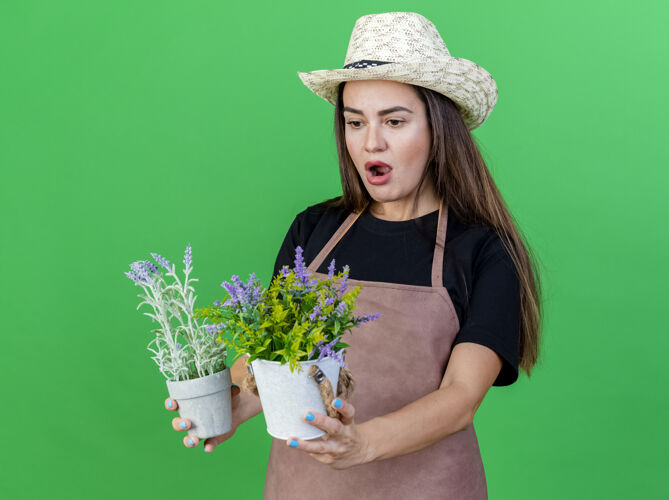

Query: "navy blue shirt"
(272, 200), (521, 386)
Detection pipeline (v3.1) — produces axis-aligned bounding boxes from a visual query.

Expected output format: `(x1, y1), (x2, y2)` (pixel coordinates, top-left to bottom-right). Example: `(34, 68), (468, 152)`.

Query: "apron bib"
(263, 199), (487, 499)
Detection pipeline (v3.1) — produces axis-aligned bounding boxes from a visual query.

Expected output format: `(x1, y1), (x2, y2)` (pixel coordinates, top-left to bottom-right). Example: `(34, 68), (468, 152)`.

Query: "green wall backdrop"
(1, 1), (667, 498)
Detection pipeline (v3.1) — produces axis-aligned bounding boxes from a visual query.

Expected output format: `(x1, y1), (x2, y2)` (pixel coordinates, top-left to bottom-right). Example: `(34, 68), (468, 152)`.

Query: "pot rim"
(249, 351), (345, 367)
(166, 366), (230, 384)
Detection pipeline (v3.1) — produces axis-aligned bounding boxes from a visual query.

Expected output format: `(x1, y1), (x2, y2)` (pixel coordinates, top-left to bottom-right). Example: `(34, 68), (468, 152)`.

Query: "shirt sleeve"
(452, 230), (521, 386)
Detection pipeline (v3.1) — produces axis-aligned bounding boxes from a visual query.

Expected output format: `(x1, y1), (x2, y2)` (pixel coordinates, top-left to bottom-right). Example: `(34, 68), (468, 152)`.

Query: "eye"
(387, 119), (404, 127)
(346, 120), (363, 128)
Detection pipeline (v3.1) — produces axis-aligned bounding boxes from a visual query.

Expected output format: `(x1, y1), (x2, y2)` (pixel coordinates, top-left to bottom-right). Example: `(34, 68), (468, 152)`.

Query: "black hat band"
(343, 60), (392, 69)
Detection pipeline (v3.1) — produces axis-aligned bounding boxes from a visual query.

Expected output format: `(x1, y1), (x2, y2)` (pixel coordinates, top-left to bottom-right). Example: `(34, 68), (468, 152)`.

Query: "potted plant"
(124, 244), (232, 439)
(196, 246), (380, 440)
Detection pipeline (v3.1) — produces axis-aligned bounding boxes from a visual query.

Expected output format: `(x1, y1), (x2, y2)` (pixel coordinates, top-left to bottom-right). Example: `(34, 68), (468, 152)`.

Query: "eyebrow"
(343, 106), (413, 116)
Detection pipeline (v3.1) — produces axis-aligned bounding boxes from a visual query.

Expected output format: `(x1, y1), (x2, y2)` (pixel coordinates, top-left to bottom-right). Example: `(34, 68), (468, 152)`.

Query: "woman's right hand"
(165, 383), (243, 453)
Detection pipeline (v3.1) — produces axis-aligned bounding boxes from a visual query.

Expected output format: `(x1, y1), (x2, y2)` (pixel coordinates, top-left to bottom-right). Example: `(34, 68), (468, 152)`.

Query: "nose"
(364, 123), (386, 153)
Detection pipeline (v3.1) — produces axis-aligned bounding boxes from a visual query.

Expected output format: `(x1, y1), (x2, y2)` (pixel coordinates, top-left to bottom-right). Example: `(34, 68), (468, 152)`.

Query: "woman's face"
(342, 80), (432, 207)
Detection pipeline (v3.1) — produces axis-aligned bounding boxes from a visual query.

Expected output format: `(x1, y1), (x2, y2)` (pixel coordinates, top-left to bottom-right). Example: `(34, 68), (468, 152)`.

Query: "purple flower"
(143, 261), (158, 274)
(294, 246), (309, 285)
(220, 273), (264, 312)
(309, 338), (346, 368)
(327, 259), (336, 279)
(205, 323), (225, 336)
(357, 312), (381, 323)
(324, 296), (335, 307)
(125, 270), (141, 283)
(339, 265), (350, 296)
(176, 343), (182, 350)
(127, 261), (155, 285)
(183, 244), (192, 271)
(309, 305), (322, 322)
(251, 282), (263, 303)
(280, 266), (291, 277)
(151, 253), (171, 271)
(221, 279), (237, 298)
(335, 301), (348, 317)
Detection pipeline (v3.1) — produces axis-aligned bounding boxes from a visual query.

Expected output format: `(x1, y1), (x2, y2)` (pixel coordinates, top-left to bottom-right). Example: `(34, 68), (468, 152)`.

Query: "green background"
(1, 0), (667, 498)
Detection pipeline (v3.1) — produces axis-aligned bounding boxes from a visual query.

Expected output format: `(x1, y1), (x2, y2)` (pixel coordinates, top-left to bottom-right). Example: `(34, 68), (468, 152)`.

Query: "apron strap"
(306, 203), (368, 273)
(431, 198), (448, 288)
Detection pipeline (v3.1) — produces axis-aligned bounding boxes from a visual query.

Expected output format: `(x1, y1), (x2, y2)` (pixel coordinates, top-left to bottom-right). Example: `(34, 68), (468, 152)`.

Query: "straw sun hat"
(297, 12), (498, 130)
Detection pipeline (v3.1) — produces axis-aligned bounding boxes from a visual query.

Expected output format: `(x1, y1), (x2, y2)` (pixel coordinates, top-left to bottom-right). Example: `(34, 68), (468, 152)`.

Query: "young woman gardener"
(164, 12), (542, 499)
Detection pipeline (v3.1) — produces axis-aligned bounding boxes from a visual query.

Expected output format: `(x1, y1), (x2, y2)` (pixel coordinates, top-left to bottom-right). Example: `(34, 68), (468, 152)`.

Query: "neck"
(368, 188), (441, 221)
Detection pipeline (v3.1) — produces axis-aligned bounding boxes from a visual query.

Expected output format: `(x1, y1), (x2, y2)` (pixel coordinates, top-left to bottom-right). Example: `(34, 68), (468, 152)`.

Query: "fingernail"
(289, 440), (299, 448)
(333, 398), (342, 408)
(167, 400), (173, 408)
(305, 412), (314, 421)
(204, 445), (212, 453)
(188, 439), (194, 446)
(180, 421), (187, 429)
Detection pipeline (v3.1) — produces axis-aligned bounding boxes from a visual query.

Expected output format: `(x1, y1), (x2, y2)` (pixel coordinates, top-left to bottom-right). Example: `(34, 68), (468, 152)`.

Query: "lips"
(364, 161), (393, 185)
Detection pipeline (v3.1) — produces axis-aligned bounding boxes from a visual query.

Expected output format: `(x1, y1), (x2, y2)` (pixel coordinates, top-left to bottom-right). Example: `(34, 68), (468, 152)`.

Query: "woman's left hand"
(285, 397), (373, 470)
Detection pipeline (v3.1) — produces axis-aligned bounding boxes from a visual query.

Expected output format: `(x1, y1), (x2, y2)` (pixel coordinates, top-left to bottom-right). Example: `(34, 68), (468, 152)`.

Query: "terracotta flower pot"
(165, 368), (233, 439)
(251, 356), (341, 440)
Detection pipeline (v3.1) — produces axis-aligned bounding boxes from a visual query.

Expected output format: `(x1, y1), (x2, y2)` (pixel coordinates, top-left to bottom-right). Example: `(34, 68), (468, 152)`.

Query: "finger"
(165, 398), (179, 411)
(231, 384), (241, 398)
(203, 431), (233, 453)
(171, 417), (191, 432)
(331, 398), (355, 426)
(286, 437), (334, 455)
(184, 435), (199, 448)
(302, 411), (344, 436)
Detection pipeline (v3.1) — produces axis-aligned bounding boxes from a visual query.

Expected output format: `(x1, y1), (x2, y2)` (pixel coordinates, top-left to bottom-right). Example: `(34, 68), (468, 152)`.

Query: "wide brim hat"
(297, 12), (498, 130)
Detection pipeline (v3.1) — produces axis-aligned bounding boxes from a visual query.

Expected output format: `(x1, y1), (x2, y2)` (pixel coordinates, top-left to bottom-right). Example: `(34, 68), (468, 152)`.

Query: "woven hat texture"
(297, 12), (498, 130)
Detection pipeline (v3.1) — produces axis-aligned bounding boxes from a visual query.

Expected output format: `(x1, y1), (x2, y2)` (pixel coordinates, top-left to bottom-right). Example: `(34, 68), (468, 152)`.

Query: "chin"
(366, 189), (399, 203)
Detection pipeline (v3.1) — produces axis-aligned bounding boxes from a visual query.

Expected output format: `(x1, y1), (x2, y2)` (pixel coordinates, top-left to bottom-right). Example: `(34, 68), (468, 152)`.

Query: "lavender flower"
(183, 244), (192, 271)
(339, 265), (350, 296)
(127, 260), (155, 285)
(251, 282), (263, 303)
(310, 338), (346, 368)
(205, 323), (225, 336)
(327, 259), (336, 279)
(293, 246), (309, 285)
(324, 296), (335, 307)
(309, 305), (322, 322)
(126, 245), (227, 382)
(125, 271), (141, 283)
(151, 253), (171, 271)
(357, 312), (381, 323)
(221, 273), (264, 312)
(143, 261), (158, 274)
(335, 301), (348, 317)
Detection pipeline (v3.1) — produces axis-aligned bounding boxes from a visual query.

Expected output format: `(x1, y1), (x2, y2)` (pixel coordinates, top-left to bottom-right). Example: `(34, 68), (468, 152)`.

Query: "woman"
(164, 12), (542, 499)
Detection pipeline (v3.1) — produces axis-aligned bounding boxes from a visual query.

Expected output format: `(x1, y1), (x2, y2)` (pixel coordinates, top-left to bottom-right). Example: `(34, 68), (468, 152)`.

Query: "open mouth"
(369, 164), (392, 176)
(365, 162), (393, 185)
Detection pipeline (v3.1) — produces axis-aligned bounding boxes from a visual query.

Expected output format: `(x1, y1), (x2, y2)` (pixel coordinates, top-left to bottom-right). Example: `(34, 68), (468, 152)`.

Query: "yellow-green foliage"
(197, 264), (370, 374)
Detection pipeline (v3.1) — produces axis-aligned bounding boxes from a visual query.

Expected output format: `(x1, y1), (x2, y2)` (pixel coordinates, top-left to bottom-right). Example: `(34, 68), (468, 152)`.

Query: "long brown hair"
(322, 81), (543, 378)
